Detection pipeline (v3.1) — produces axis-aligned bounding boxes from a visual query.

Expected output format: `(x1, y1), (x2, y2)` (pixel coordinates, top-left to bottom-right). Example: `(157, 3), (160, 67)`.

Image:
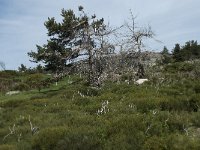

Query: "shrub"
(188, 95), (200, 112)
(55, 129), (103, 150)
(13, 82), (30, 91)
(165, 134), (200, 150)
(0, 145), (16, 150)
(79, 87), (99, 96)
(164, 62), (194, 73)
(73, 97), (91, 106)
(29, 94), (46, 100)
(106, 115), (146, 150)
(32, 126), (104, 150)
(143, 136), (166, 150)
(32, 127), (68, 150)
(120, 73), (134, 81)
(1, 99), (26, 108)
(26, 73), (45, 92)
(194, 84), (200, 93)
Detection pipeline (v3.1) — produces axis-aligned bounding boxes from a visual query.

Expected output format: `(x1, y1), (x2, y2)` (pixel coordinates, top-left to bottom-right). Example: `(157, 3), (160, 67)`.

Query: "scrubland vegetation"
(1, 6), (200, 150)
(0, 60), (200, 150)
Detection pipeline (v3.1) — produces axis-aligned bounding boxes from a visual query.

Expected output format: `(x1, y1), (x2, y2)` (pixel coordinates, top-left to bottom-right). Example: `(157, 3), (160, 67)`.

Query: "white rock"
(6, 91), (20, 96)
(135, 79), (148, 85)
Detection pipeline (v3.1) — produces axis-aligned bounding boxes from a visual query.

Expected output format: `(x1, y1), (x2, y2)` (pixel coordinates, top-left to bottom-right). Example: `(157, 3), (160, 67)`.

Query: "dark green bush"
(32, 126), (104, 150)
(143, 136), (167, 150)
(55, 129), (103, 150)
(32, 127), (68, 150)
(0, 144), (16, 150)
(165, 134), (200, 150)
(120, 73), (134, 81)
(73, 97), (91, 106)
(1, 99), (26, 108)
(106, 115), (146, 150)
(194, 84), (200, 93)
(164, 62), (194, 73)
(134, 99), (157, 113)
(13, 83), (30, 91)
(26, 73), (45, 91)
(188, 95), (200, 112)
(30, 94), (46, 100)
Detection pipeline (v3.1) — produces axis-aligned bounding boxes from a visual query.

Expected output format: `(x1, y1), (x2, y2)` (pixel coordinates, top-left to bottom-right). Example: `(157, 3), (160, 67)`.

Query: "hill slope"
(0, 62), (200, 149)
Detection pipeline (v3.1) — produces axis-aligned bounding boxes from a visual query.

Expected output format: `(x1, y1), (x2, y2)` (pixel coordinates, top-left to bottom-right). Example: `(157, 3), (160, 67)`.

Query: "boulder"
(6, 91), (20, 96)
(135, 79), (148, 85)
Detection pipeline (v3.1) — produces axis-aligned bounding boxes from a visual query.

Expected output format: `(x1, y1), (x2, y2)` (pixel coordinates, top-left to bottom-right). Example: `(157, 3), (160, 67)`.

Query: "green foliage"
(18, 64), (27, 72)
(32, 126), (104, 150)
(28, 6), (110, 86)
(164, 62), (194, 73)
(1, 62), (200, 149)
(161, 46), (172, 64)
(194, 84), (200, 93)
(106, 115), (146, 150)
(173, 43), (182, 62)
(172, 40), (200, 62)
(143, 136), (167, 150)
(0, 144), (16, 150)
(32, 127), (67, 150)
(1, 99), (26, 108)
(13, 83), (30, 91)
(26, 73), (45, 92)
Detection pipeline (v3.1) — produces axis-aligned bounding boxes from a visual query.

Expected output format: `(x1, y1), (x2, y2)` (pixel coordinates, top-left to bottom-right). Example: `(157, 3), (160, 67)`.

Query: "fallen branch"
(145, 124), (152, 134)
(3, 124), (15, 141)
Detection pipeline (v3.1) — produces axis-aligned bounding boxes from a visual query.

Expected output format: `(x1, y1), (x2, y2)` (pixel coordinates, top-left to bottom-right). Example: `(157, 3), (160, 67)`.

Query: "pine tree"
(173, 44), (182, 62)
(161, 46), (171, 64)
(28, 6), (111, 85)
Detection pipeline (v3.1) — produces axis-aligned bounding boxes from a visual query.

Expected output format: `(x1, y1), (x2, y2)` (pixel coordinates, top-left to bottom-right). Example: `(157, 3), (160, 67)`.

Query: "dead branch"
(3, 124), (16, 141)
(183, 125), (189, 136)
(145, 124), (152, 134)
(29, 115), (39, 135)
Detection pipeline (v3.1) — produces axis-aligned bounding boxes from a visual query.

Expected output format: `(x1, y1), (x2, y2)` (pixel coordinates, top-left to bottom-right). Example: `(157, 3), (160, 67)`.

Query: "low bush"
(165, 134), (200, 150)
(13, 82), (30, 91)
(105, 115), (146, 150)
(32, 127), (68, 150)
(143, 136), (166, 150)
(194, 84), (200, 93)
(1, 99), (26, 108)
(0, 144), (16, 150)
(32, 126), (104, 150)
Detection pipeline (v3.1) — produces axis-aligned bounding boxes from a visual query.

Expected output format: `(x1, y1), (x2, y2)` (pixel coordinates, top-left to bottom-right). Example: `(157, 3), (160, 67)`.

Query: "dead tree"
(71, 7), (118, 86)
(119, 10), (154, 79)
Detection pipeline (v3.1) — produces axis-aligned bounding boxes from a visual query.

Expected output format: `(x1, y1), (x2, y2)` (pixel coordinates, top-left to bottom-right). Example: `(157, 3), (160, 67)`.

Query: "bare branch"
(29, 115), (39, 135)
(183, 125), (189, 136)
(3, 124), (15, 141)
(145, 124), (152, 134)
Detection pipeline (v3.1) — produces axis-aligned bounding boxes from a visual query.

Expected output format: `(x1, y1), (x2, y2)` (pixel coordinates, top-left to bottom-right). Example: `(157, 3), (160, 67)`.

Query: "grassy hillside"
(0, 62), (200, 149)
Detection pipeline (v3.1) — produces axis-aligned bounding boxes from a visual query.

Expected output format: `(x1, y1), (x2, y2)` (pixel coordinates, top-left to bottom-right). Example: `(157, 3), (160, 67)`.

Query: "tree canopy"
(28, 6), (112, 85)
(172, 40), (200, 62)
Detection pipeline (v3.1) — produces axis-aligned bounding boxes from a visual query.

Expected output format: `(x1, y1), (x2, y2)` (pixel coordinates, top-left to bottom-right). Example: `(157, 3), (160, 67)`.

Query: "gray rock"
(6, 91), (20, 96)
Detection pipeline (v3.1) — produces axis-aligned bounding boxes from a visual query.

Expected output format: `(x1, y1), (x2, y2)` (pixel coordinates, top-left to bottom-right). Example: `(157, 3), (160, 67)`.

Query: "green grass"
(0, 69), (200, 149)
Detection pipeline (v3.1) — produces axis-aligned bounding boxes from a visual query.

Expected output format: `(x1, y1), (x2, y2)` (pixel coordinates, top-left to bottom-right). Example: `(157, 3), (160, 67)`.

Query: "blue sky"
(0, 0), (200, 70)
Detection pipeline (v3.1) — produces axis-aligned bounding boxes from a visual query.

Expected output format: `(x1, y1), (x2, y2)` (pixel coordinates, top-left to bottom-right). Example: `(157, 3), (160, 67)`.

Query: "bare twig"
(3, 124), (16, 141)
(164, 118), (169, 126)
(17, 133), (22, 142)
(183, 125), (189, 136)
(29, 115), (39, 135)
(145, 124), (152, 134)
